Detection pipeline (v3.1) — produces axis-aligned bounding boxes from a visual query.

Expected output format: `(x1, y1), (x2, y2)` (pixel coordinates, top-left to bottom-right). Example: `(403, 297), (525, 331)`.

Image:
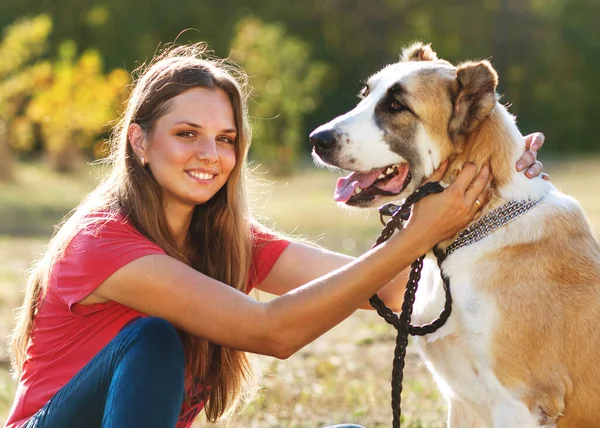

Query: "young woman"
(5, 43), (546, 428)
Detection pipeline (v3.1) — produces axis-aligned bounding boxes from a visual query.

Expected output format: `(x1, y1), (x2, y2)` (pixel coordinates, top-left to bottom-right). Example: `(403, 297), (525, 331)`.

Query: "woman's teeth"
(188, 171), (215, 180)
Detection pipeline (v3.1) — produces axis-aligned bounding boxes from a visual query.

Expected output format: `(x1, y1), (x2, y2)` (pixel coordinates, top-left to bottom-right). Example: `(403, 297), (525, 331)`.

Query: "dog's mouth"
(334, 163), (412, 206)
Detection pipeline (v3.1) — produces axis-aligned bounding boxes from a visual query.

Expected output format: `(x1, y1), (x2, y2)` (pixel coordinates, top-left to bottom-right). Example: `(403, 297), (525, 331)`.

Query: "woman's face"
(133, 87), (237, 211)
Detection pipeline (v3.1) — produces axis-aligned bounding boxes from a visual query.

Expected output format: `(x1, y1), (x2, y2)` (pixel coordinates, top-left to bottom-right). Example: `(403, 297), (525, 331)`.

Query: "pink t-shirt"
(5, 214), (289, 428)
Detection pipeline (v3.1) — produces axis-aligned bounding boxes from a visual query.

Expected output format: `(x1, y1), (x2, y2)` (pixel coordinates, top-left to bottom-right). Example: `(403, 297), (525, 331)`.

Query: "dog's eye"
(390, 100), (405, 111)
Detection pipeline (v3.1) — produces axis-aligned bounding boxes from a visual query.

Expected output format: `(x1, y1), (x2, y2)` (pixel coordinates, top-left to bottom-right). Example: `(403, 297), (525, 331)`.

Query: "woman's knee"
(128, 317), (185, 369)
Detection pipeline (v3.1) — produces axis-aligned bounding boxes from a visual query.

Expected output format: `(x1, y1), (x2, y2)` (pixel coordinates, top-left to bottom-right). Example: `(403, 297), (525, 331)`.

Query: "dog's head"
(310, 42), (499, 208)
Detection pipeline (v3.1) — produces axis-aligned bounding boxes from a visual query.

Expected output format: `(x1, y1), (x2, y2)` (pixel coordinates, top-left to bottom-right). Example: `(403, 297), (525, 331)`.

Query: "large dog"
(309, 43), (600, 427)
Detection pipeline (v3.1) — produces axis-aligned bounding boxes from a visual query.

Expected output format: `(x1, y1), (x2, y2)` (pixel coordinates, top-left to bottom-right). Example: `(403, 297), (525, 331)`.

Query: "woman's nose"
(197, 140), (218, 162)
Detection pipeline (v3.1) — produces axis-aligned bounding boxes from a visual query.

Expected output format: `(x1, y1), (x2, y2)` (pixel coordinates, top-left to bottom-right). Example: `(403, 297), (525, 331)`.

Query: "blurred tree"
(1, 1), (599, 158)
(0, 14), (52, 181)
(26, 41), (129, 172)
(231, 17), (328, 175)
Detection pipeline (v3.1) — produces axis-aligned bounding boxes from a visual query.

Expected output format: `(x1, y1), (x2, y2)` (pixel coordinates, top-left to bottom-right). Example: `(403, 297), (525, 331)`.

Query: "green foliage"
(0, 14), (129, 174)
(231, 17), (328, 175)
(0, 14), (51, 79)
(0, 0), (599, 169)
(0, 14), (52, 180)
(26, 41), (129, 171)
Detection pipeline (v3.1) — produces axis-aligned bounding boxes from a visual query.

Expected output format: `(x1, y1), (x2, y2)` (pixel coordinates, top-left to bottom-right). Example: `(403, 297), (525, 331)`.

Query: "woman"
(6, 43), (545, 428)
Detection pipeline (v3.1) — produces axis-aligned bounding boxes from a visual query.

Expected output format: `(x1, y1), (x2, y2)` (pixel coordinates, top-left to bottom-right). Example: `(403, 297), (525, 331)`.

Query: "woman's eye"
(177, 131), (195, 139)
(218, 136), (235, 145)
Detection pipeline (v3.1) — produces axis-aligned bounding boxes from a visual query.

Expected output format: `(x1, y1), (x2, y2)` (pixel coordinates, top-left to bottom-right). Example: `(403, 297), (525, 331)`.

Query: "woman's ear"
(128, 123), (147, 160)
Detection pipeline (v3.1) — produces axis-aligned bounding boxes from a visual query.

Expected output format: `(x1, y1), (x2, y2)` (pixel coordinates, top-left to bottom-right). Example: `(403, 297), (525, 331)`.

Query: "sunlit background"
(1, 1), (599, 426)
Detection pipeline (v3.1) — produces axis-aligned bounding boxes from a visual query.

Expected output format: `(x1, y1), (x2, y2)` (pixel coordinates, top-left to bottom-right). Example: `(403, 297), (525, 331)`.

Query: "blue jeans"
(23, 316), (365, 428)
(24, 317), (185, 428)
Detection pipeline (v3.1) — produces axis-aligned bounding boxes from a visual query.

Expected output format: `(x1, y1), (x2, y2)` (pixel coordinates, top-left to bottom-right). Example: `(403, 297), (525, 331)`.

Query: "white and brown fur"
(311, 43), (600, 427)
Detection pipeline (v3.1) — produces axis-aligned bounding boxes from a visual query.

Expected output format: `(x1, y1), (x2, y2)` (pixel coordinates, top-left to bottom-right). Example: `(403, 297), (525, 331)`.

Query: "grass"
(1, 158), (599, 427)
(0, 162), (101, 237)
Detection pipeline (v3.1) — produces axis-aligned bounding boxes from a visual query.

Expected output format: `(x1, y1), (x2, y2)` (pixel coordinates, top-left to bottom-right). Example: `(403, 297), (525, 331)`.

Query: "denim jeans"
(23, 316), (366, 428)
(24, 317), (185, 428)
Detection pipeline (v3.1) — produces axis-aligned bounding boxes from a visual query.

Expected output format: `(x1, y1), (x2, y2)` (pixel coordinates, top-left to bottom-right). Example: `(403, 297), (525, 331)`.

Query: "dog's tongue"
(334, 169), (384, 202)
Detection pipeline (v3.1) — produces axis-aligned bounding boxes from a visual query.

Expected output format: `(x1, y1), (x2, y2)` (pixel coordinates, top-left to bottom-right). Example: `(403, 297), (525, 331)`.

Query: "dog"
(309, 43), (600, 427)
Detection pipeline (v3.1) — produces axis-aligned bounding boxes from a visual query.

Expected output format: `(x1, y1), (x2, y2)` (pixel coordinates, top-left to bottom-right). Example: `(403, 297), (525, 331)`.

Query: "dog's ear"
(449, 60), (499, 137)
(401, 42), (438, 62)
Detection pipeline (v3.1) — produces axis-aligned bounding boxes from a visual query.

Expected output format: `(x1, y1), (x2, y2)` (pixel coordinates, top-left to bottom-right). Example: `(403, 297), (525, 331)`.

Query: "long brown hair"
(9, 42), (256, 422)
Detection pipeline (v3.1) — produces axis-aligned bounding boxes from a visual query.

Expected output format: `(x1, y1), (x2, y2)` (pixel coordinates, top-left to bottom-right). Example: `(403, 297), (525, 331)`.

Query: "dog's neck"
(434, 104), (554, 252)
(447, 103), (552, 204)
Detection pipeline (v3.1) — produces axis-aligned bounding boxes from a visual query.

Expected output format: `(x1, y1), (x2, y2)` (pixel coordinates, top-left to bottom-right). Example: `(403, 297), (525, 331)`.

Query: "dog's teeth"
(355, 187), (362, 194)
(378, 174), (386, 179)
(386, 167), (394, 175)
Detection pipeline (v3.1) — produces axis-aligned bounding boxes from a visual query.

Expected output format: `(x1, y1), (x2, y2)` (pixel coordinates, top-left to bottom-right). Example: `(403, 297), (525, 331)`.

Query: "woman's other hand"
(406, 162), (491, 249)
(517, 132), (549, 180)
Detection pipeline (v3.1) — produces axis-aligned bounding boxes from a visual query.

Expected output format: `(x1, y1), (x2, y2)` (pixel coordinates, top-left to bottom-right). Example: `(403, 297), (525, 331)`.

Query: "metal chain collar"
(446, 192), (548, 256)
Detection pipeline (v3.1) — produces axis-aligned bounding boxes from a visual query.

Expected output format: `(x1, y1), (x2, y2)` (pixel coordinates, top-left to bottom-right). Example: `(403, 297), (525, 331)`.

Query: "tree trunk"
(46, 143), (85, 173)
(0, 119), (15, 182)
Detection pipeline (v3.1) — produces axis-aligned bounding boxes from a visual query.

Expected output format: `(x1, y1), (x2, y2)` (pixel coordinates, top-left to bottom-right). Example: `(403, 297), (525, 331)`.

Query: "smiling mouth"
(187, 170), (216, 181)
(334, 163), (412, 206)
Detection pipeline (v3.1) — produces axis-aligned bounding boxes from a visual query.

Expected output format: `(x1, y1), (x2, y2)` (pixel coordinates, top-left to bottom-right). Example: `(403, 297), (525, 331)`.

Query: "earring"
(140, 156), (145, 166)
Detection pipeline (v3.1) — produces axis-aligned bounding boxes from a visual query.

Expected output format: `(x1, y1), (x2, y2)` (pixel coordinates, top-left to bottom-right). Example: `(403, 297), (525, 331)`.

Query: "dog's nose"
(309, 129), (336, 153)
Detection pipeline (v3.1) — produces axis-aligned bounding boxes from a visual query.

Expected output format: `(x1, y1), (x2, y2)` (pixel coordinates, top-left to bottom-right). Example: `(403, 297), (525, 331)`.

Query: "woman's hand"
(406, 161), (490, 249)
(517, 132), (549, 180)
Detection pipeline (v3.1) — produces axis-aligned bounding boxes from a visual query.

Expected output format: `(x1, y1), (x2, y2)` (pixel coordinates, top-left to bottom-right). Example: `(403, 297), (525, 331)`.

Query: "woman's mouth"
(186, 170), (216, 182)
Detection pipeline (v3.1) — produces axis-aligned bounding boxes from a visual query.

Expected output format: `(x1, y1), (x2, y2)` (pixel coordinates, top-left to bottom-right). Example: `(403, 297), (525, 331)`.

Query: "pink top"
(5, 213), (290, 428)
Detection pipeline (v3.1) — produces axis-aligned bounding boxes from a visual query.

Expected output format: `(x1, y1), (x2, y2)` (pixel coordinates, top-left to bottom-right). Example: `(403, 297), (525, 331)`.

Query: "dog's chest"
(410, 255), (502, 419)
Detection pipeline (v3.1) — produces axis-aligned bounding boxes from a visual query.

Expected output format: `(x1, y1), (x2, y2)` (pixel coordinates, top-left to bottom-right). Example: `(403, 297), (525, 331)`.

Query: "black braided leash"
(369, 182), (453, 428)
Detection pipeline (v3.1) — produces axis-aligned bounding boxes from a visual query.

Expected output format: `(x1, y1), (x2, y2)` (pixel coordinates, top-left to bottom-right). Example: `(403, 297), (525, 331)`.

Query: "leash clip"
(378, 202), (411, 226)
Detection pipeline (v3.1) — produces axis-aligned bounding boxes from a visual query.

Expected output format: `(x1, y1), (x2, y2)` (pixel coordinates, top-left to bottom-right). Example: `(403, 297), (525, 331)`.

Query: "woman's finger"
(541, 172), (550, 181)
(525, 161), (544, 178)
(464, 164), (490, 205)
(516, 149), (537, 172)
(524, 132), (545, 151)
(448, 163), (479, 193)
(425, 160), (449, 184)
(467, 188), (491, 218)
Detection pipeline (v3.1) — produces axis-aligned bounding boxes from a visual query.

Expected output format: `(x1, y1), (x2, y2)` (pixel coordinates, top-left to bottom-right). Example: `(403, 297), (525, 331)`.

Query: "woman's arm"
(94, 225), (419, 359)
(91, 163), (489, 359)
(259, 135), (547, 311)
(257, 242), (407, 311)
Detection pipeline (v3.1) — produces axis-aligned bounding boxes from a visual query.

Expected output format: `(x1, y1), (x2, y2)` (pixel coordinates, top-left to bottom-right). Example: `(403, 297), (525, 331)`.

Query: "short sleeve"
(55, 215), (166, 310)
(247, 228), (290, 292)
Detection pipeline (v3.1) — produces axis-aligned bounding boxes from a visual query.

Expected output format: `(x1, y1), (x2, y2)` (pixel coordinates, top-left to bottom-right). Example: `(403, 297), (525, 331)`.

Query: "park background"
(1, 0), (599, 426)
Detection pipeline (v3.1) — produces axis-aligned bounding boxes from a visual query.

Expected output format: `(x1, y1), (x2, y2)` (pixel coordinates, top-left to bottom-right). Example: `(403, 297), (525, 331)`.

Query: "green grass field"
(1, 159), (599, 427)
